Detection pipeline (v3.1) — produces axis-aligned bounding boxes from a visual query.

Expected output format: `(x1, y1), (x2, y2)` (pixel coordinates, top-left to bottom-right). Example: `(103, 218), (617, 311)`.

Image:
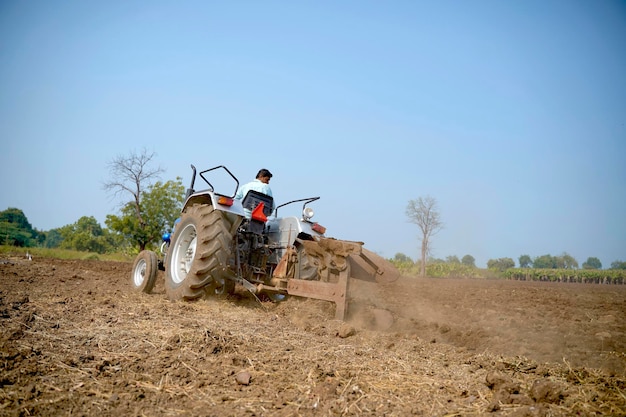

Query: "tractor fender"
(182, 191), (247, 217)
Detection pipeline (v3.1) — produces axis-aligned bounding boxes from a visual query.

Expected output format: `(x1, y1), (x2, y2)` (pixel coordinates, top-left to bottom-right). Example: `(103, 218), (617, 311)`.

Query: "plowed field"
(1, 257), (625, 416)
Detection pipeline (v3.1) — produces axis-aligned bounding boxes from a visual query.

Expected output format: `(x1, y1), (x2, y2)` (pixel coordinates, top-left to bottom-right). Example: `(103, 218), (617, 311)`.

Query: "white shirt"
(235, 179), (273, 218)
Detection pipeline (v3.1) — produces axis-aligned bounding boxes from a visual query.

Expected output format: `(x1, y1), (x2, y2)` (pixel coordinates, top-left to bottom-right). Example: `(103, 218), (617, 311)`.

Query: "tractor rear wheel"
(165, 204), (237, 301)
(131, 250), (158, 293)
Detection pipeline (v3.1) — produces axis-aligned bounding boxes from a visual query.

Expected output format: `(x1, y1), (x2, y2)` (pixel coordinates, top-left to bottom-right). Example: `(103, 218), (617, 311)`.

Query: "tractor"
(131, 165), (398, 319)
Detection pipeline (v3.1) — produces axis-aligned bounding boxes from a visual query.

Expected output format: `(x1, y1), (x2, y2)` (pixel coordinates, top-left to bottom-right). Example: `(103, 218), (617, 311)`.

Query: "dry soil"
(1, 256), (625, 416)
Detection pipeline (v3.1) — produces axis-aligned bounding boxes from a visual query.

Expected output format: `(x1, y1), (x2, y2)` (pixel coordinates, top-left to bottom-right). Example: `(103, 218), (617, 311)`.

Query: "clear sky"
(1, 1), (625, 268)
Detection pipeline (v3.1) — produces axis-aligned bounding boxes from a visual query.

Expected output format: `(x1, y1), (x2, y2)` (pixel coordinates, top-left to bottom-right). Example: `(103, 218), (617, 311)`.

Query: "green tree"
(103, 149), (166, 251)
(389, 252), (415, 272)
(518, 254), (532, 268)
(533, 254), (557, 269)
(106, 178), (185, 251)
(446, 255), (460, 264)
(610, 260), (626, 270)
(0, 208), (41, 247)
(58, 216), (115, 254)
(393, 253), (413, 263)
(556, 252), (578, 269)
(43, 229), (63, 248)
(487, 257), (515, 272)
(582, 257), (602, 270)
(406, 196), (443, 277)
(461, 254), (475, 267)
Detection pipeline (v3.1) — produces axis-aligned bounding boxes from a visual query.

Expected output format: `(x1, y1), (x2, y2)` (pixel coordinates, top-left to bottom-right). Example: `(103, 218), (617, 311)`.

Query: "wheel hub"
(133, 259), (146, 286)
(171, 224), (197, 284)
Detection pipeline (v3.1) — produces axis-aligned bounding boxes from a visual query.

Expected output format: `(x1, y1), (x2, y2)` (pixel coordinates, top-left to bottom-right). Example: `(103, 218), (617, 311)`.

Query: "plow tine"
(349, 247), (400, 284)
(359, 252), (384, 276)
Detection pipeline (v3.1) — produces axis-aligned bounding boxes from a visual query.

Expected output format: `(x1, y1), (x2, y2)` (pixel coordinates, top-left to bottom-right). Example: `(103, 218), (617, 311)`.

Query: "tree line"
(3, 149), (625, 273)
(402, 196), (624, 274)
(390, 252), (626, 272)
(484, 253), (624, 271)
(1, 150), (184, 255)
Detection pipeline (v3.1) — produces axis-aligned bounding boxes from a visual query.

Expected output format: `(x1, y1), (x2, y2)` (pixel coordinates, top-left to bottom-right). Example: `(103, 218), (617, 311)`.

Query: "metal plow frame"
(286, 264), (350, 320)
(280, 242), (398, 321)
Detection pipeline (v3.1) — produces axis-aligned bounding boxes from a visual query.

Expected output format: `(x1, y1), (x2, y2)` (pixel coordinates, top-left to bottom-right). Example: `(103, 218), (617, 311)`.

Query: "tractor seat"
(241, 189), (274, 218)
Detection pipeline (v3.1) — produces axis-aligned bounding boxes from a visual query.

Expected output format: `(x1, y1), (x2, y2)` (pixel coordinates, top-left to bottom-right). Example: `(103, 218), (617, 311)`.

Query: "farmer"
(236, 168), (273, 200)
(235, 168), (273, 217)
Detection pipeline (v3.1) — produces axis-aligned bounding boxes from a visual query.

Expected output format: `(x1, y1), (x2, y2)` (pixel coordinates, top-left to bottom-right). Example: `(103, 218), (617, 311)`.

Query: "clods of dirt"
(0, 257), (625, 416)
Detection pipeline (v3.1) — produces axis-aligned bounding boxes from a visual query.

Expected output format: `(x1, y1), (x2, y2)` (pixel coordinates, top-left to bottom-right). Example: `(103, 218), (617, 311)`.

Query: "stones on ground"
(486, 371), (532, 410)
(485, 371), (512, 389)
(236, 371), (251, 385)
(530, 379), (564, 404)
(336, 323), (356, 338)
(486, 372), (566, 411)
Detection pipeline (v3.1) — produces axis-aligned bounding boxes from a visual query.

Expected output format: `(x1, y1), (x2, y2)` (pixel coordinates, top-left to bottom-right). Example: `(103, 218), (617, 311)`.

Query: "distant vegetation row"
(1, 176), (185, 256)
(2, 205), (625, 283)
(388, 253), (626, 283)
(389, 252), (626, 271)
(0, 245), (131, 263)
(503, 268), (625, 284)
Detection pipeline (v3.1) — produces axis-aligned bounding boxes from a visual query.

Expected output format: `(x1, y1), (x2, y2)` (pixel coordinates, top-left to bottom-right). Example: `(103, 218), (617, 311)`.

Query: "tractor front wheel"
(131, 250), (158, 293)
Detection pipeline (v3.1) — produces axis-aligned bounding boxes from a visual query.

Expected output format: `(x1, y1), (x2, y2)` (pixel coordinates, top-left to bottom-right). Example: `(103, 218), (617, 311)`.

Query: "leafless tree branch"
(102, 148), (164, 226)
(406, 196), (443, 277)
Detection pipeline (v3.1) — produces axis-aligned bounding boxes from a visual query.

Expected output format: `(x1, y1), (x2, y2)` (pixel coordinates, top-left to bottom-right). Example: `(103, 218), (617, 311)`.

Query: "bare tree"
(406, 196), (443, 277)
(103, 148), (164, 232)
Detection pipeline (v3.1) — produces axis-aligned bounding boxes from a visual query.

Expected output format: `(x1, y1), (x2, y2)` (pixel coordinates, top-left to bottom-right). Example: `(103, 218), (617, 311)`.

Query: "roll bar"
(274, 197), (320, 217)
(185, 164), (241, 199)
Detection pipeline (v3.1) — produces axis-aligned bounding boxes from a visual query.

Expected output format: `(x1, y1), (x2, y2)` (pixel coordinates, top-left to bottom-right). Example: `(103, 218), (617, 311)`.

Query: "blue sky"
(1, 1), (625, 268)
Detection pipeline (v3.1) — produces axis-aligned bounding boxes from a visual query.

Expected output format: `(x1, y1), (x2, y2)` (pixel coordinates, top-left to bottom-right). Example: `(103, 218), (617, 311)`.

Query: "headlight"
(303, 207), (315, 220)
